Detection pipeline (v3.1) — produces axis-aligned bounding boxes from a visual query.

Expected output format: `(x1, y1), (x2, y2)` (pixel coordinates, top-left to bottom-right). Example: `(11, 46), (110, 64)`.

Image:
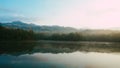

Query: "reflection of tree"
(0, 41), (120, 56)
(0, 42), (35, 55)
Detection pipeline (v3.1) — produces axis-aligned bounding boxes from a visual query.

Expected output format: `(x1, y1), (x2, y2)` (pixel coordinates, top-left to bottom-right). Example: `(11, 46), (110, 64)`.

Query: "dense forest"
(1, 24), (120, 42)
(0, 25), (34, 40)
(35, 32), (120, 42)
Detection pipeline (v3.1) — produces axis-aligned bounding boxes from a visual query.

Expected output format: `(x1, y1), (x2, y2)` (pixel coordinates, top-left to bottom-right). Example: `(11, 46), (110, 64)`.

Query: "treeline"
(35, 32), (120, 42)
(0, 25), (34, 40)
(35, 33), (82, 41)
(1, 25), (120, 42)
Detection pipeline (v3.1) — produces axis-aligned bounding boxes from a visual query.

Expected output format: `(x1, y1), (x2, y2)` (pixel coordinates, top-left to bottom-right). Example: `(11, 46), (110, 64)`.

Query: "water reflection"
(0, 52), (120, 68)
(0, 41), (120, 55)
(0, 41), (120, 68)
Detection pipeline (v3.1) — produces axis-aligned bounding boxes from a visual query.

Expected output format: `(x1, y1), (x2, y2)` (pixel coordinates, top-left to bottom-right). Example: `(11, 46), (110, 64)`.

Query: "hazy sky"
(0, 0), (120, 29)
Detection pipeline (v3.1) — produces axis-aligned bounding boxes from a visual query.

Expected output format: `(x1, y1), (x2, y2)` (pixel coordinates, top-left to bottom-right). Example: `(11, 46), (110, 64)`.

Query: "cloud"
(0, 15), (42, 24)
(0, 7), (15, 13)
(0, 7), (43, 24)
(1, 0), (120, 29)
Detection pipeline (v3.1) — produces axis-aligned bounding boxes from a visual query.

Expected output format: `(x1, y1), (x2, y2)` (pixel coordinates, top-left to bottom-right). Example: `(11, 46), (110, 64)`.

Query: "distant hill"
(1, 21), (120, 34)
(0, 21), (78, 33)
(1, 21), (120, 42)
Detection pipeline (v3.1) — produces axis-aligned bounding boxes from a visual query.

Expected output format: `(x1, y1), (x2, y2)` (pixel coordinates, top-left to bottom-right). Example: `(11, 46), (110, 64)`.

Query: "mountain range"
(0, 21), (78, 33)
(1, 21), (120, 34)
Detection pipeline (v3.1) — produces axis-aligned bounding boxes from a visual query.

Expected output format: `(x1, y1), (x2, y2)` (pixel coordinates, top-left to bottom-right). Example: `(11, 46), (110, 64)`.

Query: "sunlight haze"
(0, 0), (120, 29)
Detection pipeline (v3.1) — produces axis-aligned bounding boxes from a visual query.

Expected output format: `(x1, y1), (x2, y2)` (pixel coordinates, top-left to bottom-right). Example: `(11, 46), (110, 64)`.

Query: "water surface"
(0, 41), (120, 68)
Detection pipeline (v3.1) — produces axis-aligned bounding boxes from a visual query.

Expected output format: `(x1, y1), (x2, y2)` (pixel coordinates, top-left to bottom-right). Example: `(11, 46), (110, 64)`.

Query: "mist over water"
(0, 41), (120, 68)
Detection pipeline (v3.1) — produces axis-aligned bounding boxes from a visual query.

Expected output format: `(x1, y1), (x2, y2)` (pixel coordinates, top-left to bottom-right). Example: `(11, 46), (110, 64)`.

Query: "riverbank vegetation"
(1, 25), (120, 42)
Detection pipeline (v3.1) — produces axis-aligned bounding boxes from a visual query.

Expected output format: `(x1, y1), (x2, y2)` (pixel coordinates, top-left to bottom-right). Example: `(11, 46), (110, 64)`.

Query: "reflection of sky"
(0, 52), (120, 68)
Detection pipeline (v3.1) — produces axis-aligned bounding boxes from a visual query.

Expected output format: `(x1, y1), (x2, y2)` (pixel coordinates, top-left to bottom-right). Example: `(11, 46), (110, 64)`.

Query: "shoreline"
(0, 40), (119, 44)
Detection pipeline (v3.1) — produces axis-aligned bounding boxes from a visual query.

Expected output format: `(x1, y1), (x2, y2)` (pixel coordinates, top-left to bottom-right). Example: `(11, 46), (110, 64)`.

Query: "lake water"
(0, 41), (120, 68)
